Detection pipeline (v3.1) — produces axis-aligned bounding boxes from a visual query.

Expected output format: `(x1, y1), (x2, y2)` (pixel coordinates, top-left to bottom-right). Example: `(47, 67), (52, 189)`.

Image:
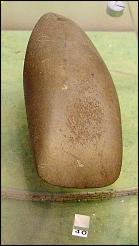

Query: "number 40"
(75, 229), (87, 235)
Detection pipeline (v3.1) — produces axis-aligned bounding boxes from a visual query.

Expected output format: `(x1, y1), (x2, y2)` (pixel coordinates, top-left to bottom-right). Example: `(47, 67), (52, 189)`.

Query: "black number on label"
(75, 229), (87, 235)
(82, 230), (87, 235)
(75, 229), (80, 234)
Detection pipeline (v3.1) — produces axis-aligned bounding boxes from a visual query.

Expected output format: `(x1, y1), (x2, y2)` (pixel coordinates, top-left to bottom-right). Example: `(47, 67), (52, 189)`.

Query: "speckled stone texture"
(23, 13), (122, 188)
(1, 29), (138, 245)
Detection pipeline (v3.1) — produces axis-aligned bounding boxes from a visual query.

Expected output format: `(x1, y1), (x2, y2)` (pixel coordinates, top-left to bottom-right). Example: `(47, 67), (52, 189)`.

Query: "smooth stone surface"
(1, 31), (137, 192)
(23, 13), (122, 188)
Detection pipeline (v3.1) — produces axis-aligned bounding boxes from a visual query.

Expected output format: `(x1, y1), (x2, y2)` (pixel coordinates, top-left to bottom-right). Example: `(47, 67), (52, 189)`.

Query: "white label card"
(72, 228), (88, 238)
(74, 214), (90, 228)
(72, 214), (90, 238)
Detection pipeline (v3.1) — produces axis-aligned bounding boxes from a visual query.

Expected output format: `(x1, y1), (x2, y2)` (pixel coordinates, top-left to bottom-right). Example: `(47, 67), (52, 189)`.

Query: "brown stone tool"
(23, 13), (122, 188)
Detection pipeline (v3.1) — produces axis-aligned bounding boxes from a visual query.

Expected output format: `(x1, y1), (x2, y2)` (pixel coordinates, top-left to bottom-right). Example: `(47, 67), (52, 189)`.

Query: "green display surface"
(2, 31), (137, 193)
(1, 197), (138, 245)
(1, 31), (138, 245)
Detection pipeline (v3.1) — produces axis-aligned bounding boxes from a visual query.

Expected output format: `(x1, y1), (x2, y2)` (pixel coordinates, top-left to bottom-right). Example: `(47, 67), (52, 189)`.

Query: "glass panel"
(1, 1), (138, 245)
